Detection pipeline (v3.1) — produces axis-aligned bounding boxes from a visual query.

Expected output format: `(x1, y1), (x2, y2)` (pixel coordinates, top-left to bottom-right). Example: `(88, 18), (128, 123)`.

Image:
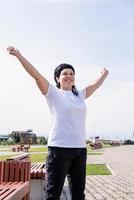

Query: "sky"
(0, 0), (134, 140)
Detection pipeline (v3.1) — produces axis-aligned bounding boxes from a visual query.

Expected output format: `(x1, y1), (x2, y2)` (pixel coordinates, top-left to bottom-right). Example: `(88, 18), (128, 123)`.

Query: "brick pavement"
(85, 175), (134, 200)
(60, 145), (134, 200)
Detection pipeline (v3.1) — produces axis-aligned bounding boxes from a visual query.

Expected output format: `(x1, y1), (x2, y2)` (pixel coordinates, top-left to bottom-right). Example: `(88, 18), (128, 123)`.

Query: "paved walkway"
(87, 145), (134, 177)
(60, 145), (134, 200)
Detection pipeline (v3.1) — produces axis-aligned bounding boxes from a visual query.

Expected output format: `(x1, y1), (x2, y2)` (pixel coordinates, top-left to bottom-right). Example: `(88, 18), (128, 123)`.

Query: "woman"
(7, 46), (109, 200)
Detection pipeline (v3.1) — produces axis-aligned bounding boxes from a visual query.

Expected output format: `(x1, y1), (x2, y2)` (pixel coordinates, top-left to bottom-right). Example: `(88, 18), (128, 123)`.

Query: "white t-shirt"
(45, 84), (87, 148)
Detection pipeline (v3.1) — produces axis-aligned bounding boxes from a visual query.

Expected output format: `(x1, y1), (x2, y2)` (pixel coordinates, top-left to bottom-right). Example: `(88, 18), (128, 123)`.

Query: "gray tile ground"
(60, 145), (134, 200)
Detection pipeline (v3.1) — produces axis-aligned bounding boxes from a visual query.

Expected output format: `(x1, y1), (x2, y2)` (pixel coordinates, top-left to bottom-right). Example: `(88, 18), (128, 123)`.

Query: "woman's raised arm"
(7, 46), (49, 95)
(85, 68), (109, 98)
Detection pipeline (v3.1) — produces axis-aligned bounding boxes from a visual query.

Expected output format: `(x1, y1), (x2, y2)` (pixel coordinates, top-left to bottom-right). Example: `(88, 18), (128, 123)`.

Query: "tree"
(10, 131), (21, 143)
(36, 136), (47, 145)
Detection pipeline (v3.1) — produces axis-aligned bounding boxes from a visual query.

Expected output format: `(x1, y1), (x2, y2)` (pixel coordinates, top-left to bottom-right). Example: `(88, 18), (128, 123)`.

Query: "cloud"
(33, 0), (112, 4)
(117, 81), (134, 104)
(33, 0), (72, 4)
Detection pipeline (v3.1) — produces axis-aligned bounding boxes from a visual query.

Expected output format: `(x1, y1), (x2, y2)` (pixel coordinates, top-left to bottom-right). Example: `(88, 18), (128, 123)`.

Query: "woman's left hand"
(101, 68), (109, 76)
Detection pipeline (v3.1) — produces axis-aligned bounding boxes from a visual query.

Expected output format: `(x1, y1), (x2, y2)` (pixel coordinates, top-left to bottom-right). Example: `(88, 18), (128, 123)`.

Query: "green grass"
(0, 145), (102, 154)
(0, 148), (11, 151)
(30, 153), (48, 162)
(29, 147), (48, 152)
(87, 152), (103, 155)
(0, 154), (21, 161)
(87, 148), (103, 155)
(86, 164), (111, 175)
(0, 153), (48, 162)
(102, 144), (112, 148)
(30, 146), (103, 155)
(0, 146), (48, 152)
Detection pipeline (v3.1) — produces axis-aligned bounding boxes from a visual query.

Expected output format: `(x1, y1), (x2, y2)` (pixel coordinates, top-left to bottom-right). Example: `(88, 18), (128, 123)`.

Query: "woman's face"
(57, 68), (75, 90)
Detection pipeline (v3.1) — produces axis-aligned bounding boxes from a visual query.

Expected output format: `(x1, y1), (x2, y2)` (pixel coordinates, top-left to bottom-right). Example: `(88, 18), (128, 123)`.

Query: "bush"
(0, 140), (15, 145)
(36, 136), (47, 145)
(124, 140), (134, 145)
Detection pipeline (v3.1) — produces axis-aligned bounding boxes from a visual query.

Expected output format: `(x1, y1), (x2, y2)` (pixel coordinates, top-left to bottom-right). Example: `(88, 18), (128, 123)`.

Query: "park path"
(61, 145), (134, 200)
(87, 145), (134, 176)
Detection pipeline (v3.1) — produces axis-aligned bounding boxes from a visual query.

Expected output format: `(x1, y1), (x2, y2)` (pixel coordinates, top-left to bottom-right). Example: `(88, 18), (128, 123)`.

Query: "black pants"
(45, 147), (87, 200)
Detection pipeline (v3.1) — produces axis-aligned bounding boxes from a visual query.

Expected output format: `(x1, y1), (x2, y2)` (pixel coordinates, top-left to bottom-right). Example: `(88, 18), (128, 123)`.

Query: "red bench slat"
(0, 161), (31, 200)
(0, 162), (4, 183)
(31, 163), (46, 179)
(0, 182), (29, 200)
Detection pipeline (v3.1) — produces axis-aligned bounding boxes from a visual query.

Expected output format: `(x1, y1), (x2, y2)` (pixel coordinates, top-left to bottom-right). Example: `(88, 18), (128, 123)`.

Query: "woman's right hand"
(7, 46), (20, 56)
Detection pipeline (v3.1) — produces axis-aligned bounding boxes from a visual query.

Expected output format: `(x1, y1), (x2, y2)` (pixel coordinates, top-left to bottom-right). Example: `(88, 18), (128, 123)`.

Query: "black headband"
(54, 63), (75, 83)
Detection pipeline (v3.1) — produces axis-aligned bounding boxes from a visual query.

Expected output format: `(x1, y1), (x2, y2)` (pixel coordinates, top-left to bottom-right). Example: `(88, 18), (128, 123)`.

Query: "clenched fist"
(101, 68), (109, 76)
(7, 46), (20, 56)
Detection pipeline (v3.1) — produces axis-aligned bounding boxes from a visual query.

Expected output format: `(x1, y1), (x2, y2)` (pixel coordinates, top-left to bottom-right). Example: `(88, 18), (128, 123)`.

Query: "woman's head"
(54, 63), (78, 95)
(54, 63), (75, 89)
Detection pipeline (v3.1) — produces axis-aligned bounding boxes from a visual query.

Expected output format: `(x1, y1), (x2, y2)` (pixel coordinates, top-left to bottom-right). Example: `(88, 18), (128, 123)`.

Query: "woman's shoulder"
(44, 83), (61, 98)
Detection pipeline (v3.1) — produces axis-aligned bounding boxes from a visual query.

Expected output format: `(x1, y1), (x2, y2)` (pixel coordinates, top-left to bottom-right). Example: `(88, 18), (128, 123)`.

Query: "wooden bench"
(90, 143), (102, 149)
(6, 154), (45, 179)
(6, 153), (46, 200)
(12, 144), (30, 153)
(0, 160), (31, 200)
(0, 182), (29, 200)
(6, 153), (30, 162)
(31, 162), (46, 179)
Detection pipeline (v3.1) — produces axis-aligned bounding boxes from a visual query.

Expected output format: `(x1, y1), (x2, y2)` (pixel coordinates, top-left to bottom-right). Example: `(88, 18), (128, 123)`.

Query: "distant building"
(0, 134), (9, 141)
